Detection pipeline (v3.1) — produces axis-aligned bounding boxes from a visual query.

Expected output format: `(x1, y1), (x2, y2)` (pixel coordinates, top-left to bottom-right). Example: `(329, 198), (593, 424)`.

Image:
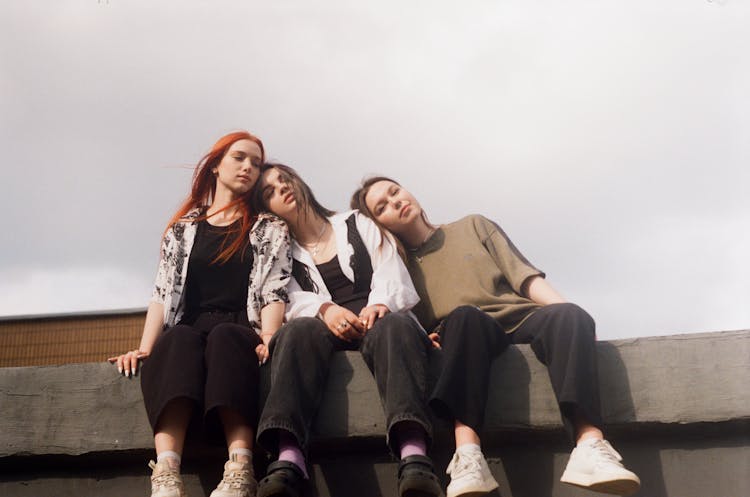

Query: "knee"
(441, 306), (493, 336)
(370, 313), (423, 345)
(158, 324), (202, 349)
(206, 323), (246, 346)
(548, 303), (596, 340)
(273, 317), (326, 349)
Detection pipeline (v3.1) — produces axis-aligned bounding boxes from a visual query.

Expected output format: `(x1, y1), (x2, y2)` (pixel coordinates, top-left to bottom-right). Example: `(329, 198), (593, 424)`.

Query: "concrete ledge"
(1, 330), (749, 497)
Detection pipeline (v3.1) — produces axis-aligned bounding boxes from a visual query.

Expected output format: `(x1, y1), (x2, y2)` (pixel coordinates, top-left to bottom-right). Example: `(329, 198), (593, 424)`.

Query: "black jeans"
(257, 313), (433, 456)
(430, 303), (600, 445)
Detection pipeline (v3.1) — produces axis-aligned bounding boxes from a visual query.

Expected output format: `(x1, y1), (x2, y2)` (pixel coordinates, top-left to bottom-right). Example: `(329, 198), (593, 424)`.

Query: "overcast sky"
(1, 1), (748, 340)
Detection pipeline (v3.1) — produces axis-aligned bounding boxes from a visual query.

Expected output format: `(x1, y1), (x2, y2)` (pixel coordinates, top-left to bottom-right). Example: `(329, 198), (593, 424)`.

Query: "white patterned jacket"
(150, 208), (292, 333)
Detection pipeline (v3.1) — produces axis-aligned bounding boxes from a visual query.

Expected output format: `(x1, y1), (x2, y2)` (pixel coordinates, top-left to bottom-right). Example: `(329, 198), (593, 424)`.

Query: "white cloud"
(0, 266), (151, 317)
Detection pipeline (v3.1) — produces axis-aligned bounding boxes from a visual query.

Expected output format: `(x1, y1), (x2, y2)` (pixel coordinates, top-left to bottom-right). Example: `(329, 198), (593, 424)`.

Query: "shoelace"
(216, 468), (252, 490)
(151, 469), (181, 488)
(446, 452), (483, 481)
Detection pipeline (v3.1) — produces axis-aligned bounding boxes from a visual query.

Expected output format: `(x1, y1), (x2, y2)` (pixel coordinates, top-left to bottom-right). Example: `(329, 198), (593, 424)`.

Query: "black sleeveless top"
(294, 214), (374, 314)
(183, 219), (253, 316)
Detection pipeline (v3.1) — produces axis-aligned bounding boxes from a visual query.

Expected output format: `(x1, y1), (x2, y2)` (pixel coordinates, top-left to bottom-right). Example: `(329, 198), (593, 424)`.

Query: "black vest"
(292, 214), (374, 304)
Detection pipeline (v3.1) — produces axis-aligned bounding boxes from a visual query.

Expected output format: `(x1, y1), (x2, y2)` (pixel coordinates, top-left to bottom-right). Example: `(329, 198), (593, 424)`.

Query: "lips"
(237, 175), (251, 182)
(400, 204), (411, 218)
(283, 192), (295, 204)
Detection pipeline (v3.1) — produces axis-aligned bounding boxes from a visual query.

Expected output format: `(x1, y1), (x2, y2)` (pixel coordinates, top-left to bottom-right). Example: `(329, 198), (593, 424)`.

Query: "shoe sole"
(448, 490), (498, 497)
(447, 480), (499, 497)
(561, 470), (640, 496)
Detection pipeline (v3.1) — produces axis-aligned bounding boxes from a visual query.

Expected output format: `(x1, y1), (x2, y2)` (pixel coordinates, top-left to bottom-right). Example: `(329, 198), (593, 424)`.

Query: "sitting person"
(253, 164), (445, 497)
(351, 176), (641, 497)
(109, 131), (291, 497)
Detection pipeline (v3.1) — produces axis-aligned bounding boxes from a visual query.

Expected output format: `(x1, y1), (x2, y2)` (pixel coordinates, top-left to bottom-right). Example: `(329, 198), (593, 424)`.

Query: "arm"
(108, 301), (164, 377)
(256, 301), (285, 363)
(524, 275), (566, 305)
(357, 213), (420, 313)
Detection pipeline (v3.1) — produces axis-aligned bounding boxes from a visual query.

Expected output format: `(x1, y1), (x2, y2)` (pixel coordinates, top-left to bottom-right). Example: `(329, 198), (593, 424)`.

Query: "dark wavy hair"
(253, 163), (336, 221)
(350, 175), (407, 260)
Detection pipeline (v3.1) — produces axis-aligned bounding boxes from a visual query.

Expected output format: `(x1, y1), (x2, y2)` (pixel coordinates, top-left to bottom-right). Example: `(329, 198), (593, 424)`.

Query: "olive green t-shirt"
(407, 214), (544, 333)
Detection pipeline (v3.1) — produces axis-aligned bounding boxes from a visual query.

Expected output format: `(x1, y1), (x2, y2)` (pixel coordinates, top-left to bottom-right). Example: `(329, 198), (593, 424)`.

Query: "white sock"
(456, 443), (482, 454)
(157, 450), (181, 469)
(229, 447), (253, 462)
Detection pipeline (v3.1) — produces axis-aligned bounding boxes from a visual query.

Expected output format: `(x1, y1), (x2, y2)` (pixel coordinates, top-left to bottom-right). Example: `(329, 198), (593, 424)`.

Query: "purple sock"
(278, 430), (309, 479)
(396, 423), (427, 459)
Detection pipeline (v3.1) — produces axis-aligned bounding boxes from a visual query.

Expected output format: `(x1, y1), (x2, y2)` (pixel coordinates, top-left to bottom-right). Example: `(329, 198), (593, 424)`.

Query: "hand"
(321, 304), (365, 341)
(255, 343), (270, 364)
(108, 350), (149, 377)
(358, 304), (390, 330)
(428, 332), (441, 349)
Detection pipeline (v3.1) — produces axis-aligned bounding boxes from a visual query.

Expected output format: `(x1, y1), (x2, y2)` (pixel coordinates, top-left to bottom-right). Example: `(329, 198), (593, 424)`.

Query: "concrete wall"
(1, 330), (748, 497)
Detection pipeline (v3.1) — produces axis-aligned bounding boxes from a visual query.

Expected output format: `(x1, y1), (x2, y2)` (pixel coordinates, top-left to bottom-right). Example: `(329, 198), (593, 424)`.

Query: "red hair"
(166, 131), (266, 264)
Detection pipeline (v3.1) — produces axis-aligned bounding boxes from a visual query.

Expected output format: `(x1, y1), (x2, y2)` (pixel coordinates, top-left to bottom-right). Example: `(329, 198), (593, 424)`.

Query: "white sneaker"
(446, 448), (499, 497)
(560, 439), (641, 496)
(209, 453), (257, 497)
(149, 460), (187, 497)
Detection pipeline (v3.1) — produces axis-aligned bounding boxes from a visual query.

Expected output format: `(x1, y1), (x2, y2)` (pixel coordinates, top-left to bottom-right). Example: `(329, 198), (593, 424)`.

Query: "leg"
(512, 303), (640, 495)
(432, 307), (507, 497)
(141, 324), (206, 497)
(359, 313), (444, 497)
(257, 317), (336, 454)
(257, 318), (336, 497)
(205, 323), (262, 497)
(430, 306), (510, 438)
(510, 303), (601, 443)
(205, 322), (263, 454)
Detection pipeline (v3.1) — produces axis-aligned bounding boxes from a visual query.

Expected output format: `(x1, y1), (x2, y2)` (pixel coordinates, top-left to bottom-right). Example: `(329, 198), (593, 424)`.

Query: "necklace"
(408, 226), (437, 263)
(301, 222), (329, 257)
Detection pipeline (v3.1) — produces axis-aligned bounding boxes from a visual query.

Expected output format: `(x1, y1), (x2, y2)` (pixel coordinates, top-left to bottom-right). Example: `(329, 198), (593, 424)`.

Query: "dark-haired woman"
(253, 164), (444, 497)
(109, 132), (291, 497)
(352, 177), (641, 497)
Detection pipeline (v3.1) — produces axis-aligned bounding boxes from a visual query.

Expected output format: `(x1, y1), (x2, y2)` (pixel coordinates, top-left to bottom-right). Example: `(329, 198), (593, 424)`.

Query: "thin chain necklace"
(300, 221), (329, 257)
(408, 226), (437, 262)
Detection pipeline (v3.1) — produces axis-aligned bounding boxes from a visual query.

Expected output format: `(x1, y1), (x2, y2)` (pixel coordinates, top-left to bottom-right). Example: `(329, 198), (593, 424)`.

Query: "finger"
(377, 306), (387, 318)
(116, 355), (124, 374)
(348, 317), (365, 333)
(107, 356), (118, 363)
(126, 353), (137, 377)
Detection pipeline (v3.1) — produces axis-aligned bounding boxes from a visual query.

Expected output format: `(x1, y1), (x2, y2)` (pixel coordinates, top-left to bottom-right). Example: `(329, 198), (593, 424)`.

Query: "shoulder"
(254, 212), (287, 229)
(252, 212), (290, 241)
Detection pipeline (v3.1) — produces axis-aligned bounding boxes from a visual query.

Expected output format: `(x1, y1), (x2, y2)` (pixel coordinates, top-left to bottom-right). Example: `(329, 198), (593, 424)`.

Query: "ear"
(211, 168), (218, 175)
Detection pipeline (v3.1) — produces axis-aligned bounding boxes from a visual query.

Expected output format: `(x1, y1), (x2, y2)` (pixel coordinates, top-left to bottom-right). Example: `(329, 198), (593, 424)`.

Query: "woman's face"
(364, 180), (422, 234)
(259, 167), (297, 221)
(212, 139), (263, 197)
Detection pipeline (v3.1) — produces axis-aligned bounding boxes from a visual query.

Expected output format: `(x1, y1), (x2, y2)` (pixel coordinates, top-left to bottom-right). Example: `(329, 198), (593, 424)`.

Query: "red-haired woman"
(109, 131), (291, 497)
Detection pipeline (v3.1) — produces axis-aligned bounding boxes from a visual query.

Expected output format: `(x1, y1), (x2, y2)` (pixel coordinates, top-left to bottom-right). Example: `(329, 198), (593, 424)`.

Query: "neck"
(289, 209), (328, 245)
(207, 188), (242, 224)
(400, 216), (435, 250)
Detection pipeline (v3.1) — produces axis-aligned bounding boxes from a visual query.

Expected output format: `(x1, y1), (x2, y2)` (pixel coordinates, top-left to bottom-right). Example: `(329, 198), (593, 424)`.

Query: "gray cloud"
(1, 1), (748, 339)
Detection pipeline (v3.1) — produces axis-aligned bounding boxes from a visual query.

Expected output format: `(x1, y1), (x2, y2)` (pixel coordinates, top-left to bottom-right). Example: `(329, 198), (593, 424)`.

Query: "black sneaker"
(398, 455), (445, 497)
(257, 460), (307, 497)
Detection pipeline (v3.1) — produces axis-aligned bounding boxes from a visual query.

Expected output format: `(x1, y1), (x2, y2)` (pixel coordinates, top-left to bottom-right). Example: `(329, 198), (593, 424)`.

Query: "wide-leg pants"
(430, 303), (600, 445)
(140, 311), (263, 441)
(257, 313), (433, 456)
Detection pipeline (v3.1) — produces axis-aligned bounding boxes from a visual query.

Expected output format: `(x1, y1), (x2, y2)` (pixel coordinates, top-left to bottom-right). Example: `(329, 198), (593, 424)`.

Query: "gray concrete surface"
(1, 330), (749, 497)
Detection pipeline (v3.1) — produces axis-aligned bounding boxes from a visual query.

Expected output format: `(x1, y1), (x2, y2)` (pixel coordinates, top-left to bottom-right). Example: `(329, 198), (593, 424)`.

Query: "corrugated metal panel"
(0, 311), (146, 367)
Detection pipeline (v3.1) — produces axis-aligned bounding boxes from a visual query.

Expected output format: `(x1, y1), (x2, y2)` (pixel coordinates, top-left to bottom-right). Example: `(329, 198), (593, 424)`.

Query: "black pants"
(140, 311), (263, 441)
(257, 313), (433, 456)
(430, 303), (600, 445)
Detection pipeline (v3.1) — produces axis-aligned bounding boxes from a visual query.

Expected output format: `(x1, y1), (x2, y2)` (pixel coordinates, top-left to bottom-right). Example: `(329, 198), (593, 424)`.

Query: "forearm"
(138, 301), (165, 353)
(524, 275), (566, 305)
(259, 302), (285, 344)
